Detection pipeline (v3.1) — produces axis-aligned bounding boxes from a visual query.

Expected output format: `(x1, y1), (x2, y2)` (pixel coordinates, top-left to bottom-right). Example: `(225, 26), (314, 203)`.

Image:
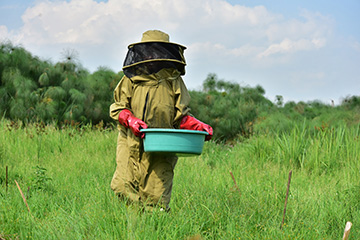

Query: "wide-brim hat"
(122, 30), (187, 77)
(128, 30), (186, 49)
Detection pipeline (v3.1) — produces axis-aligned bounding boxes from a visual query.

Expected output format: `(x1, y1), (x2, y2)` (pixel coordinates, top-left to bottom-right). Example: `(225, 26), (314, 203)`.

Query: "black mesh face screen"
(124, 61), (185, 78)
(123, 42), (186, 77)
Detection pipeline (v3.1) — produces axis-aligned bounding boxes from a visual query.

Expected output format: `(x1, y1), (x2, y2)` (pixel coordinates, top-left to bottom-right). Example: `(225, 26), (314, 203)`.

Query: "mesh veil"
(123, 42), (186, 78)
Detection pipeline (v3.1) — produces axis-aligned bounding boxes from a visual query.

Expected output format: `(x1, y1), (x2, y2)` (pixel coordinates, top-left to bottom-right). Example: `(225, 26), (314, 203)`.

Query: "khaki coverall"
(109, 68), (190, 208)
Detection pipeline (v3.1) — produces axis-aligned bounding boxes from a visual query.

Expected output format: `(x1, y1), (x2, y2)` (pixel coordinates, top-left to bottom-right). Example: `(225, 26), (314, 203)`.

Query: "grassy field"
(0, 120), (359, 239)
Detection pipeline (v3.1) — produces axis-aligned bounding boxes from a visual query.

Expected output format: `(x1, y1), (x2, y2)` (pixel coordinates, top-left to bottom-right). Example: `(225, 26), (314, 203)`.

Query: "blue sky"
(1, 0), (359, 104)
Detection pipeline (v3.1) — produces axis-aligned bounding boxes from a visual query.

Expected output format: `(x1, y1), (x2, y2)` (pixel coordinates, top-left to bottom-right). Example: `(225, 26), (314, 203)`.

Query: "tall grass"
(0, 119), (359, 239)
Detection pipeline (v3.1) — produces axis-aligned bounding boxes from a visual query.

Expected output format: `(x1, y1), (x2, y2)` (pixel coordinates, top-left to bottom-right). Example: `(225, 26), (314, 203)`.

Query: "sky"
(1, 0), (359, 105)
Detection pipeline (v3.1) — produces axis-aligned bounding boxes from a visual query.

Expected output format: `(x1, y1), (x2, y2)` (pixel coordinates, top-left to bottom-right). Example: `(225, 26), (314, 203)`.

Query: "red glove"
(118, 109), (148, 137)
(180, 115), (213, 141)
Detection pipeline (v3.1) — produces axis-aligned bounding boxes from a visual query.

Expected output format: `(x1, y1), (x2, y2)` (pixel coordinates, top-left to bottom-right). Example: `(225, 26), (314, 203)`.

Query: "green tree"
(189, 73), (274, 141)
(84, 67), (123, 124)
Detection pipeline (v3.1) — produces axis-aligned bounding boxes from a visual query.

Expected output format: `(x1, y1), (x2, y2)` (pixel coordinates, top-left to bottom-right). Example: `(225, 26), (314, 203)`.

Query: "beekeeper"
(109, 30), (213, 211)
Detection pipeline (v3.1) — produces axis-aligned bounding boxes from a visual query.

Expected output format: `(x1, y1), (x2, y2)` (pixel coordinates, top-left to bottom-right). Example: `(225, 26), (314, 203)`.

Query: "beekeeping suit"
(109, 30), (212, 210)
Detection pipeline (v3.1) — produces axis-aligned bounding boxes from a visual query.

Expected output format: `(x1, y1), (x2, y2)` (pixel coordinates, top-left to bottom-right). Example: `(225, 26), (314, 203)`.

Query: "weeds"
(30, 165), (52, 192)
(0, 119), (359, 239)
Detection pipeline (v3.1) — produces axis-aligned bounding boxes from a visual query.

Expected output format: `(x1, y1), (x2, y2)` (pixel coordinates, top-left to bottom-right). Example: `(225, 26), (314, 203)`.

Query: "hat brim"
(128, 41), (186, 49)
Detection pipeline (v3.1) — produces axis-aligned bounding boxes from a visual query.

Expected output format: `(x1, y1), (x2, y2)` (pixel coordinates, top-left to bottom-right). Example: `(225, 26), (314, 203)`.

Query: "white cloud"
(188, 41), (261, 60)
(2, 0), (347, 103)
(9, 0), (331, 54)
(200, 2), (280, 26)
(20, 0), (113, 44)
(0, 25), (17, 43)
(265, 9), (333, 42)
(258, 38), (326, 58)
(13, 0), (286, 47)
(0, 25), (9, 40)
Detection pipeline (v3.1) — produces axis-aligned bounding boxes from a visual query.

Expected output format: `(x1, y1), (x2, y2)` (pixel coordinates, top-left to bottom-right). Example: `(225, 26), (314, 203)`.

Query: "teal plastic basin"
(140, 128), (208, 156)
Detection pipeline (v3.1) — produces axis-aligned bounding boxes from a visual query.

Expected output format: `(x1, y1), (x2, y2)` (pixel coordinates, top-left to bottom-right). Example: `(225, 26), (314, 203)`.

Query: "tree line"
(1, 42), (359, 141)
(0, 42), (122, 127)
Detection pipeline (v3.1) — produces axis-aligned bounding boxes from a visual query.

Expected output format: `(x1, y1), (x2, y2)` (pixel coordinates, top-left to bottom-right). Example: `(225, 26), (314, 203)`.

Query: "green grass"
(0, 120), (359, 239)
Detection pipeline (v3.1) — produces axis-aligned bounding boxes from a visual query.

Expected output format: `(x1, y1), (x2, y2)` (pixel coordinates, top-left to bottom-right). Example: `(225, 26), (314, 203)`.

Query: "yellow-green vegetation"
(0, 119), (359, 239)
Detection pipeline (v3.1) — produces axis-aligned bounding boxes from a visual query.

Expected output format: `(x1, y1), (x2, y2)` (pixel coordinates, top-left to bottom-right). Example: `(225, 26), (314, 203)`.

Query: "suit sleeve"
(173, 77), (191, 127)
(109, 76), (133, 121)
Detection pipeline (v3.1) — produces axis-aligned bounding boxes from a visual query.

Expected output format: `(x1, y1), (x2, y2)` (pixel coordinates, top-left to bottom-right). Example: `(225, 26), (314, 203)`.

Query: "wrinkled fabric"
(110, 68), (191, 207)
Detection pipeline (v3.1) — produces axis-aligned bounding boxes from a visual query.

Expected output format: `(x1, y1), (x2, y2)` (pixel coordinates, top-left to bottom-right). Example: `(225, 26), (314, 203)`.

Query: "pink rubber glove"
(118, 109), (148, 138)
(180, 115), (213, 141)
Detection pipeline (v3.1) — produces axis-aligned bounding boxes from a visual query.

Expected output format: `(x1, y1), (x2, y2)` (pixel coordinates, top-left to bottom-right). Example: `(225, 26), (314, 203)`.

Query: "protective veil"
(109, 30), (190, 208)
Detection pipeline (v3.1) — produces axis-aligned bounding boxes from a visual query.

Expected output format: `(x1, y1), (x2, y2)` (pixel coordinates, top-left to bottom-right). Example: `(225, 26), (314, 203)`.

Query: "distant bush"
(341, 95), (360, 111)
(0, 42), (122, 127)
(254, 99), (360, 136)
(189, 73), (274, 141)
